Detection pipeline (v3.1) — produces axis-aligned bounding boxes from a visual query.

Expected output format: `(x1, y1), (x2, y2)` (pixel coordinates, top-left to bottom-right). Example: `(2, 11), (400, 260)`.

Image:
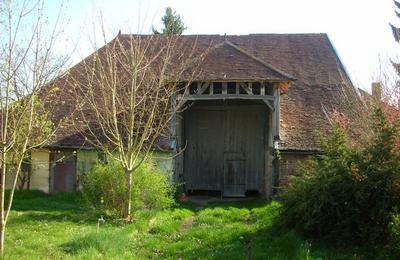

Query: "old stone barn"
(22, 34), (362, 197)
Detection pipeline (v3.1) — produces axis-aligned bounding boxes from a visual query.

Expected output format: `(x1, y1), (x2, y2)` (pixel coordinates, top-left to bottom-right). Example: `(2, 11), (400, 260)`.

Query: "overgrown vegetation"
(280, 107), (400, 253)
(81, 159), (175, 218)
(5, 190), (391, 259)
(389, 214), (400, 257)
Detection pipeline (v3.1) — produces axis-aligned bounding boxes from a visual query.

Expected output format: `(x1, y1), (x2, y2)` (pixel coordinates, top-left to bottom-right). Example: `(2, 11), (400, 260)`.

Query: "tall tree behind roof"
(152, 7), (186, 35)
(391, 1), (400, 43)
(391, 1), (400, 74)
(391, 1), (400, 76)
(389, 1), (400, 109)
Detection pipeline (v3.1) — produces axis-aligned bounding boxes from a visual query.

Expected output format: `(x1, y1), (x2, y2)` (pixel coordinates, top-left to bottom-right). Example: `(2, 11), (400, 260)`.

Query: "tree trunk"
(17, 172), (25, 190)
(126, 170), (133, 221)
(0, 150), (6, 257)
(27, 169), (31, 190)
(0, 220), (5, 256)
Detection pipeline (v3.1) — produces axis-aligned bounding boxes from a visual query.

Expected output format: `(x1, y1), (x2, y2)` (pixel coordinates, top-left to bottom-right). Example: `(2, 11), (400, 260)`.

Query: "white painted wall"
(30, 149), (50, 193)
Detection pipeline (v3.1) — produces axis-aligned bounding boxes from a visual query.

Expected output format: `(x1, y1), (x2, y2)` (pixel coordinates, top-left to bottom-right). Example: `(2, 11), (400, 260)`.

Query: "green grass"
(3, 191), (393, 259)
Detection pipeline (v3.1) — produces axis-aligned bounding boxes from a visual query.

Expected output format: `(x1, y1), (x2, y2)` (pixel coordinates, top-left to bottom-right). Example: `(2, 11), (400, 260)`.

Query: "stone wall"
(279, 153), (312, 187)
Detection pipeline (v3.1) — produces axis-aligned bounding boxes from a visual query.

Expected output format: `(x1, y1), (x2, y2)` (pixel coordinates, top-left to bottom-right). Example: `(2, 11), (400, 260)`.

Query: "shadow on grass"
(11, 210), (98, 225)
(10, 191), (392, 259)
(61, 200), (328, 259)
(10, 190), (86, 211)
(9, 190), (99, 224)
(63, 198), (392, 259)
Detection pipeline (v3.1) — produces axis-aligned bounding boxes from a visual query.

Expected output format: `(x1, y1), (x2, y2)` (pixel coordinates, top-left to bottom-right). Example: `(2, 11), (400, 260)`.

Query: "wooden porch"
(172, 81), (283, 198)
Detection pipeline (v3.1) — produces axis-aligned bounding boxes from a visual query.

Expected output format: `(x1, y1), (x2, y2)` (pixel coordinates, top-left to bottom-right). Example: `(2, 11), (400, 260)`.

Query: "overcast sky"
(47, 0), (399, 92)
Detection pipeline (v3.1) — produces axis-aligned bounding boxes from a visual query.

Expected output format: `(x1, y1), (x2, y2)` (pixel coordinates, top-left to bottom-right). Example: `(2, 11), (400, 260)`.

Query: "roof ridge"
(119, 33), (328, 37)
(222, 40), (296, 81)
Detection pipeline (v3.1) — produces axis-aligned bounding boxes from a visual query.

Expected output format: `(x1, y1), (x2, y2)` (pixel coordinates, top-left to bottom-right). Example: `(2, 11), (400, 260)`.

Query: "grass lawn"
(4, 191), (393, 259)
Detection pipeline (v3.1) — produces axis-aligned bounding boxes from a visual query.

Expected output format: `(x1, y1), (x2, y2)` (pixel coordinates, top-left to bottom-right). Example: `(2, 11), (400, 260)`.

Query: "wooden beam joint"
(238, 82), (253, 95)
(197, 82), (210, 95)
(263, 99), (274, 111)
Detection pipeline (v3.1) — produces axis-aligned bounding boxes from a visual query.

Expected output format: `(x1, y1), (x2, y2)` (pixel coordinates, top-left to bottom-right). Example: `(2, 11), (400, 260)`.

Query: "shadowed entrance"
(183, 101), (266, 197)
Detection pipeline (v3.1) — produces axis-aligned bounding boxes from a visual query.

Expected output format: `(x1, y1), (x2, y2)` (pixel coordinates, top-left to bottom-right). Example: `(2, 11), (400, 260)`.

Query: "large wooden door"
(183, 105), (265, 196)
(184, 109), (225, 190)
(224, 107), (265, 195)
(51, 151), (77, 193)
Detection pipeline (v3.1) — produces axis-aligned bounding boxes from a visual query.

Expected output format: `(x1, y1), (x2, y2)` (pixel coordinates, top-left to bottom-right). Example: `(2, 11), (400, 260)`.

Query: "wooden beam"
(266, 82), (281, 198)
(171, 92), (184, 190)
(273, 83), (280, 140)
(263, 99), (274, 111)
(179, 94), (275, 101)
(260, 83), (265, 96)
(239, 82), (253, 95)
(173, 112), (184, 191)
(264, 111), (272, 198)
(197, 82), (210, 95)
(222, 82), (227, 94)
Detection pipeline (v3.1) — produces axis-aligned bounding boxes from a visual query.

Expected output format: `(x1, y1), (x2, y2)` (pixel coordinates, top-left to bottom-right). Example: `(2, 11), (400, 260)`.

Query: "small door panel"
(51, 151), (77, 193)
(224, 158), (246, 197)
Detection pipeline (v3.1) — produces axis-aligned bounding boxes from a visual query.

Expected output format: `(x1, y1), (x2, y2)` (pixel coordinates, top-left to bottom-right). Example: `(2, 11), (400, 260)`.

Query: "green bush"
(132, 161), (175, 211)
(280, 108), (400, 246)
(81, 159), (175, 217)
(389, 213), (400, 256)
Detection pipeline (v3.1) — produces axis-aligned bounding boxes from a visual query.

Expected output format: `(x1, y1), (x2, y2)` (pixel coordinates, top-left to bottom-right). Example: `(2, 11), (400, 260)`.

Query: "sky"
(45, 0), (400, 92)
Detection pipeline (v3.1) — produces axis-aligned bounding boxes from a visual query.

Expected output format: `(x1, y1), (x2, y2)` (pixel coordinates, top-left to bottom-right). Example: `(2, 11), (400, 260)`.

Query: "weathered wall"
(26, 149), (172, 193)
(30, 149), (50, 193)
(152, 152), (173, 173)
(279, 153), (311, 187)
(77, 150), (99, 190)
(77, 150), (98, 175)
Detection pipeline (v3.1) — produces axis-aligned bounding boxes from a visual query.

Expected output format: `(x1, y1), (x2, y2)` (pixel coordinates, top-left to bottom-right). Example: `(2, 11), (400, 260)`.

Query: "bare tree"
(71, 29), (205, 220)
(0, 0), (67, 255)
(12, 97), (53, 190)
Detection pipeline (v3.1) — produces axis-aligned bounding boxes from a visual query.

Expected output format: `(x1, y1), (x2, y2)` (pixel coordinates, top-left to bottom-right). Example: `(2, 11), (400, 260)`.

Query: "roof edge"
(324, 34), (355, 87)
(279, 149), (321, 154)
(222, 40), (297, 81)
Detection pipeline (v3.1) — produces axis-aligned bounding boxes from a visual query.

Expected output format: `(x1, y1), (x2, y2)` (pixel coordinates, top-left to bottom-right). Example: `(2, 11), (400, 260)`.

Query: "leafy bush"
(389, 213), (400, 256)
(132, 161), (175, 211)
(280, 108), (400, 246)
(81, 159), (175, 217)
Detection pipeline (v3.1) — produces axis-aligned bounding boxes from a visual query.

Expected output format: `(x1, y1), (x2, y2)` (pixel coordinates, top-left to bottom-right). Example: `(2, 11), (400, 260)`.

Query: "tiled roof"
(41, 33), (363, 151)
(196, 40), (295, 81)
